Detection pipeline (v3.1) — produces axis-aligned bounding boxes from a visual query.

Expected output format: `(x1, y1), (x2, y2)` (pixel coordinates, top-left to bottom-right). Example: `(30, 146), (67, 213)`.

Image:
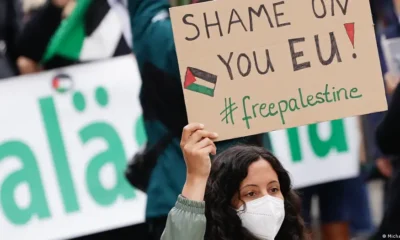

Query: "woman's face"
(232, 158), (283, 209)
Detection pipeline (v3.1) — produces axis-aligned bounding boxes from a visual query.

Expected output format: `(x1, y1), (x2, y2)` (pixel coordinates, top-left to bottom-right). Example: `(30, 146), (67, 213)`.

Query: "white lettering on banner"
(0, 56), (147, 240)
(269, 117), (360, 189)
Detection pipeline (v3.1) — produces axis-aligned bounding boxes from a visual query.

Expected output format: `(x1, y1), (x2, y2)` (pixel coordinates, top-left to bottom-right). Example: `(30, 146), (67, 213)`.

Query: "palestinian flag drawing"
(52, 73), (73, 93)
(42, 0), (132, 67)
(184, 67), (217, 97)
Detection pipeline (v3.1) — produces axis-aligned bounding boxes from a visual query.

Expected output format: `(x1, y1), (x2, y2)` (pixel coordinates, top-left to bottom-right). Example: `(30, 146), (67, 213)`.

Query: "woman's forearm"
(182, 175), (208, 202)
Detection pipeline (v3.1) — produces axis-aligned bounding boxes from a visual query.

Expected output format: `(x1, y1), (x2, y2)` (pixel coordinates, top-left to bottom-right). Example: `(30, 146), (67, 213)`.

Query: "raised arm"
(161, 123), (218, 240)
(128, 0), (180, 79)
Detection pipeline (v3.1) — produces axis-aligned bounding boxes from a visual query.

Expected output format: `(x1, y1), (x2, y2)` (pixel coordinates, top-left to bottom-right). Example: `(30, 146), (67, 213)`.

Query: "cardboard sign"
(170, 0), (387, 141)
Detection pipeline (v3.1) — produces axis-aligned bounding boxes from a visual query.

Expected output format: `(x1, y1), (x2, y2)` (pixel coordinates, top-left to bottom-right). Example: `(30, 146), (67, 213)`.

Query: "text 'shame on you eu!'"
(169, 0), (387, 141)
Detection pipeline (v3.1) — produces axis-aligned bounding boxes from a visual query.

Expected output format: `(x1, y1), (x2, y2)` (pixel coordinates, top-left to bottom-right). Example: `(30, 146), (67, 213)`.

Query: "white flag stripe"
(194, 77), (215, 89)
(108, 0), (133, 48)
(58, 79), (73, 89)
(80, 10), (123, 61)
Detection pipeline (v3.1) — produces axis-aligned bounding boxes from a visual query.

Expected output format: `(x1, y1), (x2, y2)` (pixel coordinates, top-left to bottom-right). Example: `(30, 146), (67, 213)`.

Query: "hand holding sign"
(180, 123), (218, 177)
(170, 0), (387, 141)
(180, 123), (218, 201)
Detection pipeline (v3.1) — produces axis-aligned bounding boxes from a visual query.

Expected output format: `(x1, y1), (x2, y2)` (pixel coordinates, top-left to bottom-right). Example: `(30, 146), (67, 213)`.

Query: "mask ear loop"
(233, 195), (248, 213)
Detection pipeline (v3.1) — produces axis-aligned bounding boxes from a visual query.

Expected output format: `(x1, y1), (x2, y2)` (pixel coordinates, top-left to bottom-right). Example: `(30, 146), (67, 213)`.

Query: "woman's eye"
(245, 192), (256, 197)
(271, 187), (280, 193)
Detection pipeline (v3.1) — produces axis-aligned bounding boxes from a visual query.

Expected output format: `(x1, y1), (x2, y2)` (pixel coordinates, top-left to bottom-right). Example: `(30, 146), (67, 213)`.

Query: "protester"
(366, 0), (399, 213)
(346, 175), (375, 238)
(296, 1), (398, 239)
(0, 0), (22, 79)
(0, 0), (394, 239)
(298, 154), (373, 239)
(14, 1), (135, 239)
(161, 123), (308, 240)
(344, 1), (398, 237)
(17, 0), (132, 74)
(298, 120), (376, 238)
(374, 83), (400, 236)
(128, 0), (265, 238)
(16, 0), (72, 74)
(371, 2), (400, 236)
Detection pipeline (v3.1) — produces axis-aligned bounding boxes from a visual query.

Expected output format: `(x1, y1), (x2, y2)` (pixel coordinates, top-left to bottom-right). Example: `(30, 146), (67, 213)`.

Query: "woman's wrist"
(181, 174), (208, 201)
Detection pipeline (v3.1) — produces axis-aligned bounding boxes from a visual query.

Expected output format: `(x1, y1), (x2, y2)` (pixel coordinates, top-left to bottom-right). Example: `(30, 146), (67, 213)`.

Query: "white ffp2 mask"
(237, 195), (285, 240)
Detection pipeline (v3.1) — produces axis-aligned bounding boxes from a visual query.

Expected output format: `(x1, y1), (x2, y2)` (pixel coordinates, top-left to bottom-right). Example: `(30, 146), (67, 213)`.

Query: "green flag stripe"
(186, 83), (215, 97)
(42, 0), (93, 63)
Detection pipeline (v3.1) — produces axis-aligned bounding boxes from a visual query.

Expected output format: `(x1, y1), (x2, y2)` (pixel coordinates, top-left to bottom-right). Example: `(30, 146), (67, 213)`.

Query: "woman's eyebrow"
(268, 180), (279, 185)
(240, 180), (279, 190)
(240, 184), (258, 190)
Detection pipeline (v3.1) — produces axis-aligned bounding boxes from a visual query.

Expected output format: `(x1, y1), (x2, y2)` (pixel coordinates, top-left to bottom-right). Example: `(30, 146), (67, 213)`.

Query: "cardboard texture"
(170, 0), (387, 141)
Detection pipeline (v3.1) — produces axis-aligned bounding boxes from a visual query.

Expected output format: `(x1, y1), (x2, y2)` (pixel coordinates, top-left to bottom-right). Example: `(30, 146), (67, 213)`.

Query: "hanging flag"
(42, 0), (132, 66)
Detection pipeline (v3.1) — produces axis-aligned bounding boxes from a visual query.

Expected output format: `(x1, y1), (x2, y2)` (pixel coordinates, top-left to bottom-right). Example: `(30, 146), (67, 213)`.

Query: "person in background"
(128, 0), (265, 239)
(345, 1), (400, 238)
(298, 179), (359, 240)
(16, 0), (73, 74)
(0, 0), (22, 79)
(374, 77), (400, 237)
(363, 0), (398, 215)
(297, 1), (398, 239)
(17, 0), (132, 75)
(371, 0), (400, 237)
(162, 123), (308, 240)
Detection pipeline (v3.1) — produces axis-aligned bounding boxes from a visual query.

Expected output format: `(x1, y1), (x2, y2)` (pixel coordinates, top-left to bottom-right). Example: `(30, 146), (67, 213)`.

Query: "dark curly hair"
(204, 145), (309, 240)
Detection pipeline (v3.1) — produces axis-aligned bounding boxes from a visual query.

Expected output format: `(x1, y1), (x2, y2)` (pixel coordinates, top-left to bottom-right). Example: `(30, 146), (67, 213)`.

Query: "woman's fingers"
(181, 123), (204, 147)
(200, 144), (217, 156)
(180, 123), (218, 158)
(194, 137), (216, 151)
(180, 125), (217, 182)
(186, 130), (218, 146)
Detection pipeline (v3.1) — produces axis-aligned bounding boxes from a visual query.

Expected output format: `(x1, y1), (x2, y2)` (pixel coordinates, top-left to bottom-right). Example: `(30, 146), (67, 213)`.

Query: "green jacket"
(128, 0), (272, 219)
(128, 0), (191, 219)
(161, 195), (207, 240)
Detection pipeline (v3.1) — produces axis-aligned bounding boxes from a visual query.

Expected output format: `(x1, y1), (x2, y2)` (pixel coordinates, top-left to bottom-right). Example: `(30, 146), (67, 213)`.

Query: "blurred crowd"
(1, 0), (400, 240)
(0, 0), (133, 78)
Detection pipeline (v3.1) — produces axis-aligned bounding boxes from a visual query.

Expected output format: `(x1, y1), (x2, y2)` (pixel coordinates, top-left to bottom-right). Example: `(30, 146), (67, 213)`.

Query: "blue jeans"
(298, 176), (374, 235)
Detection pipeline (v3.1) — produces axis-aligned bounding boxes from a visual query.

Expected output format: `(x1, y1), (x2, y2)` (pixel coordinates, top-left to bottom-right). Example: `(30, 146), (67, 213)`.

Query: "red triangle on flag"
(184, 68), (197, 88)
(52, 78), (59, 89)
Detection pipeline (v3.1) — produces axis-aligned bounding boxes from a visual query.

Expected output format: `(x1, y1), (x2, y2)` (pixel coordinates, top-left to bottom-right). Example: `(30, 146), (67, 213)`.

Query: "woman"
(161, 123), (308, 240)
